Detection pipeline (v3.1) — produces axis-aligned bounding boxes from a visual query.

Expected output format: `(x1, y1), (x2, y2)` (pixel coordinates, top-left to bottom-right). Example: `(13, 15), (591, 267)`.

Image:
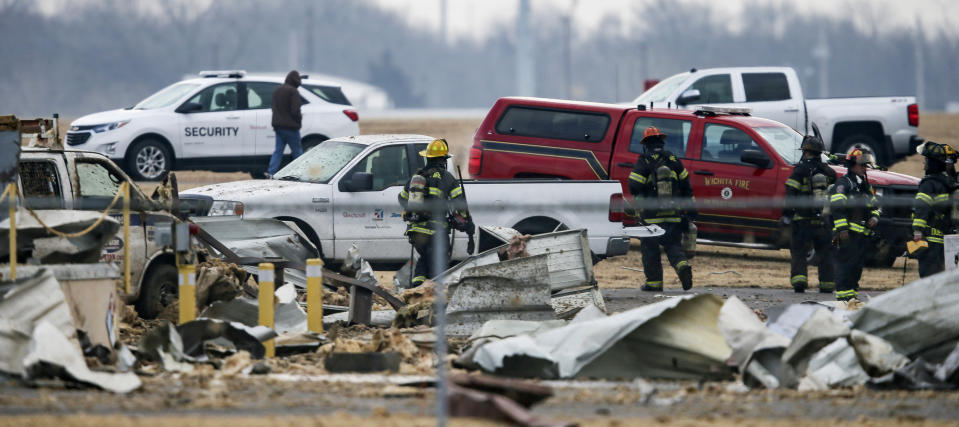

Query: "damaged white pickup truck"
(181, 134), (657, 269)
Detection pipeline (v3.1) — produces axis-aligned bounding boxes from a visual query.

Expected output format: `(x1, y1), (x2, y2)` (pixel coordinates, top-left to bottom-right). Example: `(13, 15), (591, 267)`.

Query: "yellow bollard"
(178, 264), (196, 325)
(122, 182), (130, 295)
(258, 263), (275, 358)
(6, 184), (15, 280)
(306, 258), (324, 333)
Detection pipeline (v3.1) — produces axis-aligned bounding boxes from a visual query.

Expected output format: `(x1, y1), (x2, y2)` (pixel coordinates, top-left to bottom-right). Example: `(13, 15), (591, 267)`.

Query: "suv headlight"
(92, 120), (131, 133)
(208, 200), (244, 216)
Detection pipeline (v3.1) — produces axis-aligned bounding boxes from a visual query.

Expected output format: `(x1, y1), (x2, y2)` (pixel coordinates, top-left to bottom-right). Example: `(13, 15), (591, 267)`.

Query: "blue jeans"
(268, 128), (303, 175)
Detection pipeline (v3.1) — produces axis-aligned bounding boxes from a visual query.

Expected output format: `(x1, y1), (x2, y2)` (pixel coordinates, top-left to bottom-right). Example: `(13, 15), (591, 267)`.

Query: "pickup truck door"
(739, 72), (803, 131)
(331, 144), (414, 262)
(608, 112), (694, 198)
(177, 82), (253, 159)
(684, 123), (783, 241)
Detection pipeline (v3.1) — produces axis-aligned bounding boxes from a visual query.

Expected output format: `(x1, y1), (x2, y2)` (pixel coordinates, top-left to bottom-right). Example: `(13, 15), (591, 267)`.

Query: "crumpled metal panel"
(471, 294), (732, 380)
(446, 254), (556, 337)
(0, 210), (119, 262)
(850, 268), (959, 363)
(0, 269), (75, 374)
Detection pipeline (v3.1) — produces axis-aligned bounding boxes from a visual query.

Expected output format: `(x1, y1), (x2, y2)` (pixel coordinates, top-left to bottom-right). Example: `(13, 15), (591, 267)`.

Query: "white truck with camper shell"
(180, 134), (655, 269)
(65, 70), (360, 181)
(632, 66), (921, 166)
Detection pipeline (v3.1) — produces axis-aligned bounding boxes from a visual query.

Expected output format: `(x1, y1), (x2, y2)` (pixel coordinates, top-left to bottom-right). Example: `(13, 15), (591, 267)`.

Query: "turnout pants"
(789, 220), (835, 291)
(640, 222), (690, 288)
(918, 241), (945, 278)
(410, 228), (450, 287)
(835, 232), (866, 300)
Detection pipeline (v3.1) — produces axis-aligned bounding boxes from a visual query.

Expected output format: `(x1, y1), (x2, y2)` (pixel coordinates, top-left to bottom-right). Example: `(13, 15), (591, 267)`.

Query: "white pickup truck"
(180, 134), (653, 269)
(631, 66), (922, 166)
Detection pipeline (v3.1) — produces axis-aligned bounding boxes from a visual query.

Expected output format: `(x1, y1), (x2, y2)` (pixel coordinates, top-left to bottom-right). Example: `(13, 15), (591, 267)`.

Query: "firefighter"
(829, 148), (880, 301)
(784, 134), (837, 293)
(912, 141), (953, 278)
(398, 139), (474, 288)
(629, 126), (696, 291)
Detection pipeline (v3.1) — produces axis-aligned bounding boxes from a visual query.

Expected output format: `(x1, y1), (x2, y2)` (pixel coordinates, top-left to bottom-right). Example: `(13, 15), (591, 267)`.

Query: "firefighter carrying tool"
(911, 141), (954, 278)
(830, 148), (880, 301)
(628, 126), (696, 292)
(398, 139), (474, 287)
(783, 134), (837, 293)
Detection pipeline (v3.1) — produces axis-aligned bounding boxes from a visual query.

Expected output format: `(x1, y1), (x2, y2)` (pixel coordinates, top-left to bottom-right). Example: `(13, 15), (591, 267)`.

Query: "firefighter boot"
(641, 281), (663, 292)
(678, 267), (693, 291)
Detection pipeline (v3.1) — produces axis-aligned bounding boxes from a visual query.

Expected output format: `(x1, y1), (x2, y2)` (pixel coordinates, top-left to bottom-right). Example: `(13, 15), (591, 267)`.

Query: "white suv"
(66, 70), (360, 180)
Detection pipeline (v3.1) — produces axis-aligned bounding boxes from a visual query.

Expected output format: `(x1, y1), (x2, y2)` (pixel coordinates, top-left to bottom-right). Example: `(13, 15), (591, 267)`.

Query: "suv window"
(495, 106), (610, 142)
(245, 82), (279, 109)
(743, 73), (790, 102)
(19, 160), (63, 209)
(304, 85), (352, 105)
(700, 124), (764, 164)
(347, 145), (410, 191)
(183, 82), (239, 112)
(687, 74), (733, 104)
(629, 117), (692, 156)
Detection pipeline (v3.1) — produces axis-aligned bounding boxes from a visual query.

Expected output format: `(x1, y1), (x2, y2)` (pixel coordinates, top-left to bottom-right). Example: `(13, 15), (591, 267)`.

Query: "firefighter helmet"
(419, 139), (450, 158)
(918, 141), (948, 162)
(845, 147), (875, 167)
(800, 135), (826, 153)
(944, 144), (958, 162)
(641, 126), (667, 144)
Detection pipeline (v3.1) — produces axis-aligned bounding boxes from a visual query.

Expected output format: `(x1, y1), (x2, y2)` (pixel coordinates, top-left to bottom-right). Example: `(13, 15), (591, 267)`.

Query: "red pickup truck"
(469, 97), (920, 266)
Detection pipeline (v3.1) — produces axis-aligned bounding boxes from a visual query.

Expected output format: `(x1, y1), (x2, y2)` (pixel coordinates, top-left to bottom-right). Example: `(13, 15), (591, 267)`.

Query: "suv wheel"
(128, 139), (172, 181)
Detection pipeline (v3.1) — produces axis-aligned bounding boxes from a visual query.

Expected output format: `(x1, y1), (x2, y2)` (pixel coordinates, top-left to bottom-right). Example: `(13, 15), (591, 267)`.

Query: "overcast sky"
(368, 0), (959, 41)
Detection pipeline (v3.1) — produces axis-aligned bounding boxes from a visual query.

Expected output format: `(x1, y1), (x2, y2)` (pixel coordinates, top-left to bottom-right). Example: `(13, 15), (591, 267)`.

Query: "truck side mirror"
(339, 171), (373, 192)
(740, 149), (772, 168)
(676, 89), (701, 106)
(176, 102), (203, 114)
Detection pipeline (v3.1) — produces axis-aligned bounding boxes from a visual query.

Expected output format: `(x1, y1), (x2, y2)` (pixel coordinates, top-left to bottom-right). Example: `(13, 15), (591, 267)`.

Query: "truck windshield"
(273, 141), (365, 183)
(752, 126), (827, 165)
(632, 72), (690, 105)
(134, 83), (201, 110)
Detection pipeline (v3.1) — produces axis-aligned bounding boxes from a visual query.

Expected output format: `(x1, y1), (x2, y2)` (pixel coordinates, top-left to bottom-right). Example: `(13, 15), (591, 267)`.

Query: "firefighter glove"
(467, 235), (476, 255)
(867, 216), (879, 228)
(780, 216), (792, 226)
(914, 230), (923, 241)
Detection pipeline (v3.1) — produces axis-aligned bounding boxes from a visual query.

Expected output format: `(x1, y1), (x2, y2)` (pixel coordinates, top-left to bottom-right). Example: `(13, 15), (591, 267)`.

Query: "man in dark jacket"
(268, 70), (304, 176)
(783, 134), (837, 293)
(398, 139), (474, 287)
(830, 148), (880, 301)
(628, 126), (696, 291)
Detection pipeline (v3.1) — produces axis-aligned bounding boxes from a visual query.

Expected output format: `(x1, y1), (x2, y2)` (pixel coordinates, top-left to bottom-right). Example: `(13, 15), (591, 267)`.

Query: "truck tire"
(135, 263), (178, 319)
(128, 139), (172, 181)
(837, 134), (890, 167)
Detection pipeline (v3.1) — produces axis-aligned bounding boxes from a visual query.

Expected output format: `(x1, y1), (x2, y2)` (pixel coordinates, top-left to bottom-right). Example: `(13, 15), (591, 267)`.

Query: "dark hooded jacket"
(271, 70), (302, 130)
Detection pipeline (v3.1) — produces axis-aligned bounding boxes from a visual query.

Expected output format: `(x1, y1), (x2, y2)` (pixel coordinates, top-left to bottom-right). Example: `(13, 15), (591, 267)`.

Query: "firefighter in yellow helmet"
(829, 148), (880, 301)
(398, 139), (474, 287)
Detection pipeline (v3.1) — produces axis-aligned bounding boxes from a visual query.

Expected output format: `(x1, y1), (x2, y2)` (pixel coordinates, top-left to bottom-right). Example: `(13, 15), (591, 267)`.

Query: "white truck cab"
(632, 66), (921, 165)
(66, 70), (360, 181)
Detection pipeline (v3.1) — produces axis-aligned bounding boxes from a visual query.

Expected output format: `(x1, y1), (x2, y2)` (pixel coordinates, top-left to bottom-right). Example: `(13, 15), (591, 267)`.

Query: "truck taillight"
(908, 103), (919, 127)
(468, 146), (483, 176)
(609, 193), (624, 223)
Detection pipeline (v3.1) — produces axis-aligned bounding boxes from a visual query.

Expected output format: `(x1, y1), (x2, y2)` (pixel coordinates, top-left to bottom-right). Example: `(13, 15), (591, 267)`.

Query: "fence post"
(178, 264), (196, 324)
(306, 258), (324, 333)
(258, 262), (275, 358)
(6, 184), (15, 280)
(122, 182), (131, 294)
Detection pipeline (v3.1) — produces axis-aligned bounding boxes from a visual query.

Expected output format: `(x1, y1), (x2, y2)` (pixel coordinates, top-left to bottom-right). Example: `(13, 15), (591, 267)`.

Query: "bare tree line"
(1, 0), (956, 116)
